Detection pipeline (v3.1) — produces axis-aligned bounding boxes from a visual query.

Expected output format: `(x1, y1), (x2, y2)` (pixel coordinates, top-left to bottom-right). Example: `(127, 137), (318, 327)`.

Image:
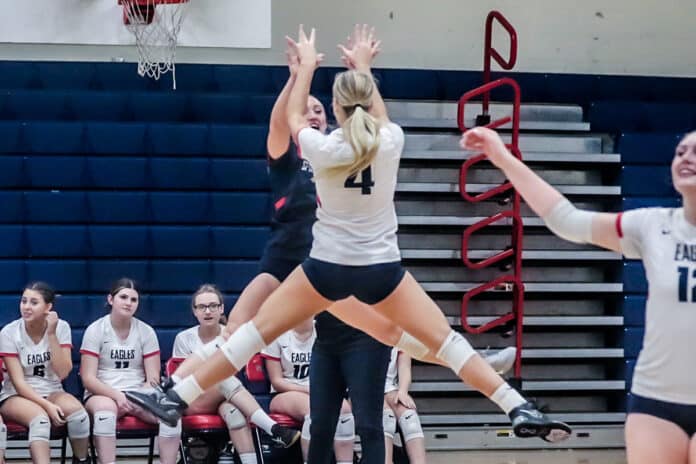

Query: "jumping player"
(127, 24), (570, 444)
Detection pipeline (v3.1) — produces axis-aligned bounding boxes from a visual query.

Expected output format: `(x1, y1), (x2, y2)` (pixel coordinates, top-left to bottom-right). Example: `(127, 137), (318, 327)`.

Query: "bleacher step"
(405, 133), (604, 153)
(445, 316), (624, 327)
(410, 380), (625, 393)
(402, 150), (620, 163)
(397, 182), (620, 196)
(402, 249), (621, 260)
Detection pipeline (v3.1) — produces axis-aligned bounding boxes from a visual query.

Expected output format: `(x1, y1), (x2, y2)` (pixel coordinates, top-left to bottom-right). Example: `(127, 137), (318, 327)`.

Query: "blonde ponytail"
(324, 70), (381, 178)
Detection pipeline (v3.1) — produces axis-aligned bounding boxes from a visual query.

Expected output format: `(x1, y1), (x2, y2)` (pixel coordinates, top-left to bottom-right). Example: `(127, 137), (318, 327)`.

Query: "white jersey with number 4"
(0, 318), (72, 401)
(619, 207), (696, 404)
(261, 328), (316, 392)
(172, 325), (225, 359)
(80, 315), (160, 394)
(298, 123), (404, 266)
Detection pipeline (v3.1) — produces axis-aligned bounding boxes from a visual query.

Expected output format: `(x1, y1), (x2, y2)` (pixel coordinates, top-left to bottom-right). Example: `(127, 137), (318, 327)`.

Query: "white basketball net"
(122, 0), (189, 88)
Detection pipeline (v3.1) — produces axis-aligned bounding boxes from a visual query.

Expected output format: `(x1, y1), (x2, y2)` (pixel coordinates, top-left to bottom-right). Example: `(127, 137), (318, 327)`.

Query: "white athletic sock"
(250, 409), (276, 435)
(172, 376), (204, 405)
(171, 374), (182, 383)
(490, 383), (526, 414)
(239, 453), (257, 464)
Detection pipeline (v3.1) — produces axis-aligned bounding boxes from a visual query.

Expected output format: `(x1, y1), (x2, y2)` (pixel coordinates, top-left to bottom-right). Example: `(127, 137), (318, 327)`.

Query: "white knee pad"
(382, 409), (396, 439)
(542, 199), (595, 244)
(193, 338), (220, 360)
(92, 410), (117, 437)
(301, 415), (311, 441)
(398, 410), (424, 442)
(66, 409), (91, 439)
(217, 375), (243, 401)
(220, 321), (266, 370)
(436, 330), (475, 374)
(0, 422), (6, 450)
(334, 414), (355, 441)
(395, 331), (429, 360)
(220, 402), (247, 430)
(28, 415), (51, 443)
(158, 419), (182, 438)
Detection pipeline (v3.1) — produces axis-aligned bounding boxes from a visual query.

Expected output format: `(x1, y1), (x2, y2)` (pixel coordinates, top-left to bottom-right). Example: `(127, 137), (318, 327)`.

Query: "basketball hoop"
(119, 0), (189, 88)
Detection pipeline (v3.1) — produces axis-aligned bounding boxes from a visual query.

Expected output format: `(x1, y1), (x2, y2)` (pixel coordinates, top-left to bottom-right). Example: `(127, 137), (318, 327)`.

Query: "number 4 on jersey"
(344, 166), (374, 195)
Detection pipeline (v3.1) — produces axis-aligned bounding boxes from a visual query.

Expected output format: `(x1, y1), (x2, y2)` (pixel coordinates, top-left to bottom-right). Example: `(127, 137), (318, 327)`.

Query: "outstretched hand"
(459, 127), (513, 167)
(285, 25), (323, 70)
(338, 23), (381, 71)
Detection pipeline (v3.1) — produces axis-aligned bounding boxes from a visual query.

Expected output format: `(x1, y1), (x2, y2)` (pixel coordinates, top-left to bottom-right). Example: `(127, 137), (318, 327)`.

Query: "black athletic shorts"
(301, 258), (405, 305)
(628, 393), (696, 437)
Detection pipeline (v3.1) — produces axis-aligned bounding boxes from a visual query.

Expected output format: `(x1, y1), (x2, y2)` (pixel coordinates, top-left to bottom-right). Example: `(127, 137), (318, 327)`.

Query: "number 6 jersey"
(619, 207), (696, 404)
(79, 315), (160, 394)
(0, 318), (72, 401)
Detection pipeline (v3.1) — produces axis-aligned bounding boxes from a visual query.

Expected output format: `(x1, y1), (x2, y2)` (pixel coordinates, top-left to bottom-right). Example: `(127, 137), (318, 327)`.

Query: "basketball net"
(121, 0), (189, 89)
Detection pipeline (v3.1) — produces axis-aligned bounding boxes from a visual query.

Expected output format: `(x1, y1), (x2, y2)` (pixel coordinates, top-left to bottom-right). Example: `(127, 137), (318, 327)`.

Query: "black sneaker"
(508, 402), (572, 443)
(125, 388), (187, 428)
(269, 423), (301, 448)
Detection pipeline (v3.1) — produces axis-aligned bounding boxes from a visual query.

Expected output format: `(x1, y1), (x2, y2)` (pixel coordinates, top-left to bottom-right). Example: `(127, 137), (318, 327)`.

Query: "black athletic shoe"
(270, 423), (301, 448)
(125, 388), (187, 428)
(509, 402), (572, 443)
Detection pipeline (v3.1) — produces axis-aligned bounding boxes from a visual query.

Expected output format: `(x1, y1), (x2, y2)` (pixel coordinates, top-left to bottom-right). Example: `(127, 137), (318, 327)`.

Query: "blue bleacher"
(621, 196), (680, 210)
(88, 192), (150, 223)
(148, 295), (196, 326)
(26, 156), (87, 188)
(0, 122), (21, 153)
(622, 262), (647, 294)
(621, 166), (675, 197)
(26, 260), (88, 292)
(26, 225), (89, 257)
(149, 123), (208, 156)
(211, 227), (269, 258)
(190, 94), (248, 123)
(6, 91), (69, 120)
(208, 124), (267, 157)
(0, 192), (23, 223)
(25, 191), (88, 223)
(88, 157), (148, 188)
(156, 329), (180, 361)
(35, 62), (95, 90)
(209, 193), (271, 224)
(0, 296), (19, 324)
(150, 192), (210, 223)
(54, 295), (89, 324)
(150, 226), (210, 258)
(70, 91), (128, 121)
(26, 122), (85, 154)
(618, 132), (683, 164)
(129, 93), (189, 122)
(210, 159), (268, 190)
(0, 226), (25, 257)
(87, 260), (150, 293)
(149, 260), (212, 293)
(0, 155), (23, 187)
(622, 295), (646, 327)
(86, 122), (147, 154)
(624, 359), (636, 389)
(150, 157), (210, 189)
(89, 226), (149, 257)
(623, 328), (644, 359)
(589, 102), (696, 132)
(212, 261), (260, 293)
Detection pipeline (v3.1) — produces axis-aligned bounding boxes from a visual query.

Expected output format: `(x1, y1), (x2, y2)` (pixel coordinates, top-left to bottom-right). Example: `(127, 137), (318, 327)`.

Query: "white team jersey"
(0, 319), (72, 401)
(620, 207), (696, 404)
(80, 315), (160, 394)
(261, 328), (316, 392)
(384, 348), (400, 394)
(172, 325), (225, 359)
(298, 123), (404, 265)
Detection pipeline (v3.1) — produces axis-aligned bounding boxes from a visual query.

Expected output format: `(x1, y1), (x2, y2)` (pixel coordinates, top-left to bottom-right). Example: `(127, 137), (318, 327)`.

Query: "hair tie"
(352, 104), (366, 110)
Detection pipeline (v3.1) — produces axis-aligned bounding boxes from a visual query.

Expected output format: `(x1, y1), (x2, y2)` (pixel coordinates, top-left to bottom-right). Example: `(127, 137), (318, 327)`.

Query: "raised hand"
(459, 127), (514, 167)
(285, 25), (322, 70)
(46, 311), (59, 335)
(338, 24), (381, 71)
